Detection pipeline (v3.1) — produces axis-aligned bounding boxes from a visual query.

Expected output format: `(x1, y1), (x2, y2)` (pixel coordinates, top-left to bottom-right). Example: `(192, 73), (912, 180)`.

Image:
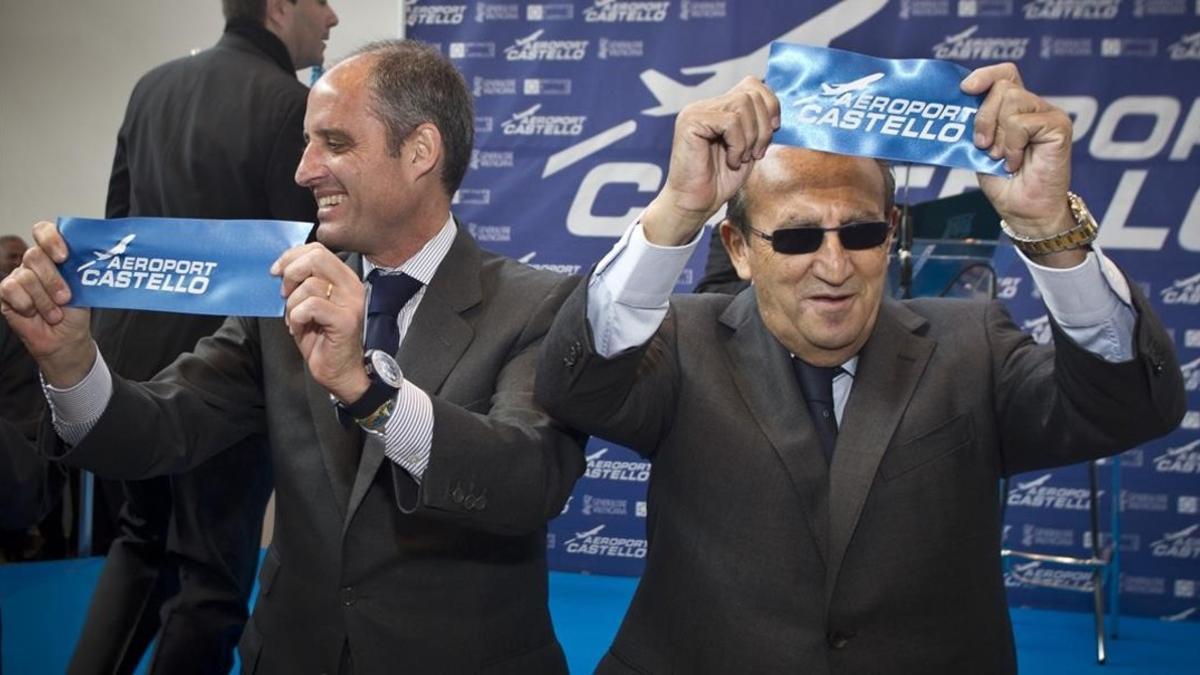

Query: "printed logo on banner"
(1168, 32), (1200, 60)
(526, 3), (574, 20)
(524, 78), (572, 95)
(679, 0), (727, 19)
(1005, 560), (1095, 591)
(504, 30), (589, 61)
(1186, 330), (1200, 348)
(1022, 0), (1121, 20)
(1134, 0), (1190, 16)
(599, 38), (646, 59)
(1122, 490), (1171, 512)
(584, 447), (652, 482)
(1022, 315), (1052, 344)
(473, 76), (517, 96)
(1162, 607), (1197, 621)
(405, 0), (466, 26)
(932, 25), (1030, 61)
(452, 188), (491, 205)
(582, 494), (629, 516)
(1007, 474), (1099, 510)
(636, 500), (647, 517)
(1176, 579), (1197, 598)
(469, 150), (515, 169)
(1081, 530), (1141, 552)
(1156, 273), (1195, 305)
(501, 104), (587, 136)
(1154, 439), (1200, 474)
(790, 71), (979, 146)
(996, 276), (1022, 298)
(77, 234), (218, 296)
(1123, 575), (1166, 595)
(466, 223), (511, 242)
(517, 252), (584, 275)
(563, 524), (648, 558)
(475, 3), (519, 22)
(448, 41), (495, 59)
(1185, 411), (1200, 431)
(1179, 496), (1198, 514)
(1021, 524), (1075, 547)
(1182, 356), (1200, 391)
(1040, 36), (1094, 58)
(1096, 448), (1143, 469)
(1100, 37), (1159, 58)
(583, 0), (671, 23)
(475, 116), (494, 134)
(899, 0), (952, 18)
(1151, 524), (1200, 559)
(959, 0), (1015, 16)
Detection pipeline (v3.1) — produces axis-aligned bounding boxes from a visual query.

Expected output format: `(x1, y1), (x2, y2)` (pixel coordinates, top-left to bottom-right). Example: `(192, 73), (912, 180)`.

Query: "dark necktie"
(793, 358), (841, 464)
(364, 270), (423, 355)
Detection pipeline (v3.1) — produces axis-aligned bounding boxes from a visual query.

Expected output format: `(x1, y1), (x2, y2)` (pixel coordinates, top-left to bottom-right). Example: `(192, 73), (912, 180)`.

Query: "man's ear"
(264, 0), (291, 30)
(405, 123), (443, 181)
(720, 220), (753, 281)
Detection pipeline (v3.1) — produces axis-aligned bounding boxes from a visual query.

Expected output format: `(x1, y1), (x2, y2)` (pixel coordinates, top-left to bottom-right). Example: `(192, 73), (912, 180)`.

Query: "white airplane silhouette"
(566, 525), (606, 544)
(512, 29), (545, 48)
(1015, 474), (1052, 491)
(517, 252), (537, 264)
(78, 233), (136, 271)
(943, 25), (980, 45)
(1154, 524), (1200, 544)
(820, 72), (884, 96)
(638, 0), (889, 116)
(1164, 439), (1200, 457)
(509, 104), (542, 121)
(1169, 271), (1200, 289)
(586, 448), (610, 462)
(1162, 607), (1197, 622)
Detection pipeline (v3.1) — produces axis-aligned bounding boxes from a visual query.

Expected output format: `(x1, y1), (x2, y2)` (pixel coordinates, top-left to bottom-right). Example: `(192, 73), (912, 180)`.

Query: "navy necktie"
(793, 359), (841, 464)
(364, 270), (423, 355)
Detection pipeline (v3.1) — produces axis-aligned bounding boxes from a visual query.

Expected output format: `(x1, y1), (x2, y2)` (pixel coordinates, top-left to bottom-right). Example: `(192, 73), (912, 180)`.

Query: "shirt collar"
(362, 214), (456, 286)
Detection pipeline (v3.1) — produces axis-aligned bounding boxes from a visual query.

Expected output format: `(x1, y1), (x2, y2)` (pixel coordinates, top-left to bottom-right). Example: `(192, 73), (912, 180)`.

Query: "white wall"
(0, 0), (401, 239)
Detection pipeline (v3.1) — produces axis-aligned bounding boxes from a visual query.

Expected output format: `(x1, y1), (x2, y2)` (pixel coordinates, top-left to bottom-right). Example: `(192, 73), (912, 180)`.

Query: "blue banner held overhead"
(766, 43), (1008, 176)
(58, 217), (312, 317)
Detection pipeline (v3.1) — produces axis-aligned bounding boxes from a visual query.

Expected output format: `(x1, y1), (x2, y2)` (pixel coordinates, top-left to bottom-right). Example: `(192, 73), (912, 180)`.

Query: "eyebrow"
(305, 128), (353, 144)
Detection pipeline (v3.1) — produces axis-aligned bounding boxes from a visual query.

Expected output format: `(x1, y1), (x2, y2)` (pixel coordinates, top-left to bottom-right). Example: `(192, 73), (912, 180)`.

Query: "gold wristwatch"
(999, 191), (1098, 256)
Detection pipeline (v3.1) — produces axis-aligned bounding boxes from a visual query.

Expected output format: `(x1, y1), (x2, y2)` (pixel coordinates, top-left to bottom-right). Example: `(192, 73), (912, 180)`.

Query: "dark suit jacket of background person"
(0, 320), (58, 532)
(536, 277), (1184, 674)
(42, 228), (587, 675)
(72, 20), (317, 675)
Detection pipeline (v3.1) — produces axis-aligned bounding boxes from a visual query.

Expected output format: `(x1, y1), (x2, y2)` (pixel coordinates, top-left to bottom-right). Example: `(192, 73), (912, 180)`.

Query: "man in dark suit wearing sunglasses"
(535, 64), (1185, 674)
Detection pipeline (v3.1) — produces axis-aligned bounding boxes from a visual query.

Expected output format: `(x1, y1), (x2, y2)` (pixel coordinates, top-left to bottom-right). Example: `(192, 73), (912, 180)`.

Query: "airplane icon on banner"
(78, 233), (136, 271)
(820, 72), (884, 96)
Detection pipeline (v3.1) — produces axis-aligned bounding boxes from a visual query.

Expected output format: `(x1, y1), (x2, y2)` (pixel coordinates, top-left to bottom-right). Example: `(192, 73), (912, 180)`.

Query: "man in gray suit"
(535, 66), (1185, 673)
(2, 41), (584, 674)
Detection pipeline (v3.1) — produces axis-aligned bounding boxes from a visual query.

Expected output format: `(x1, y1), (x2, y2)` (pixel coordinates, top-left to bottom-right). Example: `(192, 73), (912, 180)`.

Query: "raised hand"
(963, 63), (1074, 240)
(0, 221), (96, 386)
(642, 76), (780, 246)
(271, 243), (368, 404)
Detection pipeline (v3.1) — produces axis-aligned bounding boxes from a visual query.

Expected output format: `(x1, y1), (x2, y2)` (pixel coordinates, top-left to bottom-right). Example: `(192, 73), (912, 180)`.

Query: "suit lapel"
(721, 291), (831, 565)
(343, 229), (482, 530)
(824, 301), (933, 606)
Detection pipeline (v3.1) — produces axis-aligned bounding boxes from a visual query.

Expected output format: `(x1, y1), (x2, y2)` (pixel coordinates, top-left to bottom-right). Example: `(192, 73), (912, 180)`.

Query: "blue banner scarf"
(766, 43), (1007, 176)
(58, 217), (312, 317)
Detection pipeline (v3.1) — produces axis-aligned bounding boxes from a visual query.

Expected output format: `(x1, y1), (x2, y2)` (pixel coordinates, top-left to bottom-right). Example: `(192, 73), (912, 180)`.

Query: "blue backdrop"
(408, 0), (1200, 622)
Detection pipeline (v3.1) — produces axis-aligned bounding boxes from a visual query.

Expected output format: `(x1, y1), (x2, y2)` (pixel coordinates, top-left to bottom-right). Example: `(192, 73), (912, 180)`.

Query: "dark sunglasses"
(744, 221), (893, 255)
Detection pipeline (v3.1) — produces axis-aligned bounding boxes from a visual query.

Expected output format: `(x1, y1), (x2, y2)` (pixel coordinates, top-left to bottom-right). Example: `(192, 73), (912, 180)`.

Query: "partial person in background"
(3, 40), (585, 674)
(0, 235), (27, 280)
(536, 66), (1185, 673)
(68, 1), (335, 673)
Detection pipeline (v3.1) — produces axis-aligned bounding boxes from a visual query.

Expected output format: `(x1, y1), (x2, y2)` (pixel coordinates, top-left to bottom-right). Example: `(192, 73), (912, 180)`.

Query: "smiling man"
(535, 68), (1184, 673)
(2, 40), (583, 674)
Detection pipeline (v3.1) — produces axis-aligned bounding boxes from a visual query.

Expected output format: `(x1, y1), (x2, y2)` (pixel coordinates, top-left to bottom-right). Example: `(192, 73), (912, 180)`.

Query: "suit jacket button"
(828, 630), (852, 649)
(475, 494), (487, 510)
(341, 586), (356, 607)
(451, 485), (465, 504)
(1152, 360), (1165, 375)
(563, 341), (582, 367)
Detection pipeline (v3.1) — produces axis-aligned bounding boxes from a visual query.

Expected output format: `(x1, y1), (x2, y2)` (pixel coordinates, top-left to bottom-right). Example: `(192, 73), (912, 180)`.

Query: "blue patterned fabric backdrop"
(407, 0), (1200, 622)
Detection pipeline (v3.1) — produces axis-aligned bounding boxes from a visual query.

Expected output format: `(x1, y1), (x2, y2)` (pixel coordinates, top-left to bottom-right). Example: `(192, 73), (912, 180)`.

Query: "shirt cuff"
(592, 220), (704, 310)
(43, 344), (112, 446)
(381, 381), (434, 482)
(1018, 245), (1132, 328)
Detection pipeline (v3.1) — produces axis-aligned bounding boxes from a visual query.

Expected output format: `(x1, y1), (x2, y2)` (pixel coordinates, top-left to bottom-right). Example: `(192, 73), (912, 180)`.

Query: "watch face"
(369, 351), (403, 387)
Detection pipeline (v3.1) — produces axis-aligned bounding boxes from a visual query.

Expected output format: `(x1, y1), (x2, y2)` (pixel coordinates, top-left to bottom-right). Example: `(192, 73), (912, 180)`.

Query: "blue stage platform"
(2, 557), (1197, 673)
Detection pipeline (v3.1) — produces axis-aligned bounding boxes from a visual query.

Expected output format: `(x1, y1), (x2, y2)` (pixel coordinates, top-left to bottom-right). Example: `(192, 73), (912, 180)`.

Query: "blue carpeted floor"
(1, 557), (1197, 673)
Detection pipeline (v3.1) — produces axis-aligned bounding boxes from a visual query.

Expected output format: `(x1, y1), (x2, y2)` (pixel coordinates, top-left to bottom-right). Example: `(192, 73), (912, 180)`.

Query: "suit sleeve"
(990, 279), (1185, 476)
(535, 275), (681, 458)
(389, 274), (588, 535)
(104, 133), (131, 219)
(38, 317), (267, 480)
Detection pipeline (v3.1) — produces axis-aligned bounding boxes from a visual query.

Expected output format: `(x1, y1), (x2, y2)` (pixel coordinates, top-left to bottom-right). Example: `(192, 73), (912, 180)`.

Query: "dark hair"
(345, 40), (475, 197)
(726, 157), (896, 235)
(222, 0), (269, 23)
